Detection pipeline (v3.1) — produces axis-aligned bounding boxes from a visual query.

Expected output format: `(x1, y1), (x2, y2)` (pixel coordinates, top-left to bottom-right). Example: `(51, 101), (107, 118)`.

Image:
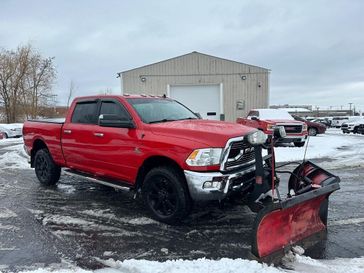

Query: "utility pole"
(349, 102), (353, 116)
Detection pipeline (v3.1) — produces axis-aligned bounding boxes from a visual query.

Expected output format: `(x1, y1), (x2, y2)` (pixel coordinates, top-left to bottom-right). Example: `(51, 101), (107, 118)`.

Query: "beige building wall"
(121, 52), (269, 122)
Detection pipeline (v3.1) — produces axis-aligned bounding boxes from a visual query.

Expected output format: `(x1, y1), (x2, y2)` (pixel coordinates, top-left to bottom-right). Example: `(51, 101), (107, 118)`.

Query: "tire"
(3, 133), (8, 139)
(294, 141), (305, 147)
(308, 127), (317, 136)
(34, 148), (61, 186)
(142, 166), (191, 224)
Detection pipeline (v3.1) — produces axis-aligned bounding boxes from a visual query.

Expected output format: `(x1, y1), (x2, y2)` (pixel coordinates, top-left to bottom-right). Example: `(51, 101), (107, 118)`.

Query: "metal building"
(118, 52), (270, 122)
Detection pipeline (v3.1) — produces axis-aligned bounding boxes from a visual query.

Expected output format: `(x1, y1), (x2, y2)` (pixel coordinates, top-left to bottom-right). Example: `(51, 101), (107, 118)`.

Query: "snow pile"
(285, 255), (364, 273)
(275, 129), (364, 168)
(7, 256), (364, 273)
(0, 142), (29, 169)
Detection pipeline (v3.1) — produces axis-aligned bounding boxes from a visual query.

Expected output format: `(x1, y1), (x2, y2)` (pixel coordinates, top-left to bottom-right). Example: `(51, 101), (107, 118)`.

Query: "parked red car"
(292, 115), (326, 136)
(0, 132), (4, 140)
(237, 109), (308, 147)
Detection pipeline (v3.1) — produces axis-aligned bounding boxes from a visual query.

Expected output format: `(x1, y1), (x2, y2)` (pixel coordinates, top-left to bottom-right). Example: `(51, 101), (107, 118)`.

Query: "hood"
(149, 119), (256, 147)
(265, 119), (303, 124)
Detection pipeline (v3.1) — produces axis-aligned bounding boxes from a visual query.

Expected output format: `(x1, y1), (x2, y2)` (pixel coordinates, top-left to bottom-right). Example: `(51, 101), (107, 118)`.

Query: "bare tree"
(67, 80), (76, 108)
(0, 44), (56, 122)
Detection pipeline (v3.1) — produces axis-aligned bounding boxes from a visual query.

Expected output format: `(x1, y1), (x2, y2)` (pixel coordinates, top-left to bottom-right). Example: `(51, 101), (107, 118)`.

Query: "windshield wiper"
(175, 117), (198, 121)
(148, 119), (176, 124)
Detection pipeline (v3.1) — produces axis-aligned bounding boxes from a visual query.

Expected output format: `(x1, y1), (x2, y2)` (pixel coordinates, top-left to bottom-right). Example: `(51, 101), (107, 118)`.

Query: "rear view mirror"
(98, 114), (135, 128)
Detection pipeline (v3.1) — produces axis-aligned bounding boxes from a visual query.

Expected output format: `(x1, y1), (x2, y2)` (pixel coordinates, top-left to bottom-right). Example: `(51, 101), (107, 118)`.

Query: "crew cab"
(23, 95), (267, 224)
(236, 109), (307, 147)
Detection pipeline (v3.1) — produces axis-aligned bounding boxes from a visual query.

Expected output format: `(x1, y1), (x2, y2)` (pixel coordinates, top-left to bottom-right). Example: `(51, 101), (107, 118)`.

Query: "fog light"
(203, 182), (212, 188)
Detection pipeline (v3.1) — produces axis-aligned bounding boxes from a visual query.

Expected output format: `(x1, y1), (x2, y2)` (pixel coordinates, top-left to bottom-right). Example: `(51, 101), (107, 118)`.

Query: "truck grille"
(222, 139), (255, 170)
(279, 124), (303, 134)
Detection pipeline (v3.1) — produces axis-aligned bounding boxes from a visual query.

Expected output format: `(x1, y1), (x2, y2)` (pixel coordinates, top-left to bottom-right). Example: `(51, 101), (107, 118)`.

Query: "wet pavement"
(0, 141), (363, 271)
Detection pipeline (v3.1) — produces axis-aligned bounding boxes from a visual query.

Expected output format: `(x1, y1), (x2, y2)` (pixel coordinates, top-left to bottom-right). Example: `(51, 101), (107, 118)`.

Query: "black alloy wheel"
(34, 149), (61, 186)
(147, 175), (178, 217)
(142, 166), (191, 224)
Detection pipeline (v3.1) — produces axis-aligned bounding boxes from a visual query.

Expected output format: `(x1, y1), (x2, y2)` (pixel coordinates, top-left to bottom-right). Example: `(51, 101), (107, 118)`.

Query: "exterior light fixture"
(241, 75), (247, 80)
(140, 76), (146, 82)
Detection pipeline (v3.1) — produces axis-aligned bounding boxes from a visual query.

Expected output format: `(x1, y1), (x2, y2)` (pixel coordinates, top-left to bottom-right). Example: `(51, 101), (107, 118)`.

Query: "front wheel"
(34, 149), (61, 186)
(308, 127), (317, 136)
(142, 166), (191, 224)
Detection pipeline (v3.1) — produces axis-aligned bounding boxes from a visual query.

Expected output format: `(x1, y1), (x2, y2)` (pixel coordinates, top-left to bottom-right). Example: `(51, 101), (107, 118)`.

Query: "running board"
(63, 169), (133, 191)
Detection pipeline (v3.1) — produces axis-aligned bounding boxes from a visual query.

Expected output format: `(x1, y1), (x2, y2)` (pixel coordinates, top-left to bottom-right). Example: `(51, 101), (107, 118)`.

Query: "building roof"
(118, 51), (270, 75)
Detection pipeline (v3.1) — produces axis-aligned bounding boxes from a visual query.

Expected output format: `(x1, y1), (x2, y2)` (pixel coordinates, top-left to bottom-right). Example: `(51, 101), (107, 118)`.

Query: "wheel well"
(135, 156), (185, 190)
(31, 139), (48, 167)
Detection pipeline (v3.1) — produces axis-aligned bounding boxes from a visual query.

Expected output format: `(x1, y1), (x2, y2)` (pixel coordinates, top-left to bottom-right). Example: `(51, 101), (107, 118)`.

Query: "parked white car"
(331, 116), (350, 128)
(0, 123), (23, 138)
(341, 117), (364, 134)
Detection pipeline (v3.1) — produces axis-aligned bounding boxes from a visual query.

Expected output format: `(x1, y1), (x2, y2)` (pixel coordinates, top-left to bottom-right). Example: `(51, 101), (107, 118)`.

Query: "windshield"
(127, 98), (198, 124)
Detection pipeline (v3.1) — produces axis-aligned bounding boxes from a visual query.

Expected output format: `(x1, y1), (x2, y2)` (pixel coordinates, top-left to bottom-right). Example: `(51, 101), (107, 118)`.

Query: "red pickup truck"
(23, 95), (266, 223)
(237, 109), (308, 147)
(23, 95), (340, 260)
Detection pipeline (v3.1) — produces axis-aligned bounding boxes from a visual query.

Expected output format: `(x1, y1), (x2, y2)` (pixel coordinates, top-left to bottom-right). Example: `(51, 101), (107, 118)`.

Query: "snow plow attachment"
(251, 161), (340, 260)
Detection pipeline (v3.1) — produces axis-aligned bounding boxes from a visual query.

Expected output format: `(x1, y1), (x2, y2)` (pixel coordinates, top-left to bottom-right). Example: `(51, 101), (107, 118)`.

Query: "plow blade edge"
(251, 177), (340, 259)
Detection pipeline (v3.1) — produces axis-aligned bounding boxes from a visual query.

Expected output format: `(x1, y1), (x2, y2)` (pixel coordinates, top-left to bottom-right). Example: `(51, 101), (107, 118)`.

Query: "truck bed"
(23, 119), (66, 166)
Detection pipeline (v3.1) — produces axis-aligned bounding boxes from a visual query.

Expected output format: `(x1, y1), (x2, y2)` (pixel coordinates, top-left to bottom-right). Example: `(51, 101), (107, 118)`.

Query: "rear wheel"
(34, 148), (61, 186)
(142, 166), (191, 224)
(308, 127), (317, 136)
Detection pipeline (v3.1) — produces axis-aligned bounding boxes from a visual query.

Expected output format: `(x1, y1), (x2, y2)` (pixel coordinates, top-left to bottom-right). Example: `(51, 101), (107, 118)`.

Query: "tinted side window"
(71, 101), (98, 124)
(100, 101), (130, 119)
(247, 111), (259, 118)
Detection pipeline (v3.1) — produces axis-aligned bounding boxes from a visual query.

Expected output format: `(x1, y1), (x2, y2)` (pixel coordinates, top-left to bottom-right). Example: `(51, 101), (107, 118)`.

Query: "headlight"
(247, 130), (268, 145)
(267, 124), (275, 131)
(302, 124), (308, 131)
(186, 148), (222, 166)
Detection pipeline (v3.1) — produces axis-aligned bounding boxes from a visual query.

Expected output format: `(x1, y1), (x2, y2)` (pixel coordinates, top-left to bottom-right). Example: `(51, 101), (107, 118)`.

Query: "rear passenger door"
(61, 99), (100, 174)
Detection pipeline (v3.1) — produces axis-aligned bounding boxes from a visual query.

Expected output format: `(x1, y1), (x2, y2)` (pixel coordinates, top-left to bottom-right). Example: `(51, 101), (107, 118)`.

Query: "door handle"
(94, 132), (104, 137)
(64, 129), (72, 134)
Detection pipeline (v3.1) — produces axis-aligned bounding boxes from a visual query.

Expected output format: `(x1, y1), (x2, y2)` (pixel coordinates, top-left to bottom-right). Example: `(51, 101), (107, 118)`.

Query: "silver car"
(0, 123), (23, 138)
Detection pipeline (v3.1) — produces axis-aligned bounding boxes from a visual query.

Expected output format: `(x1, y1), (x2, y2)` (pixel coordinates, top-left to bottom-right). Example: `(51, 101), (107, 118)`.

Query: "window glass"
(100, 101), (129, 119)
(71, 101), (98, 124)
(247, 111), (259, 119)
(127, 98), (197, 124)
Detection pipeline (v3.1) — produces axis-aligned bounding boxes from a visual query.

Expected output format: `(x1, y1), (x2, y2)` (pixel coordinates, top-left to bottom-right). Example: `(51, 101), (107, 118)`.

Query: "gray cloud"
(1, 0), (363, 111)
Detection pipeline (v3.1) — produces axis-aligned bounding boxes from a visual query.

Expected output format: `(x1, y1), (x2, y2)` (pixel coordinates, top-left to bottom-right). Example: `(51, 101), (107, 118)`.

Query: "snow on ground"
(6, 255), (364, 273)
(1, 130), (364, 273)
(274, 128), (364, 168)
(0, 138), (29, 169)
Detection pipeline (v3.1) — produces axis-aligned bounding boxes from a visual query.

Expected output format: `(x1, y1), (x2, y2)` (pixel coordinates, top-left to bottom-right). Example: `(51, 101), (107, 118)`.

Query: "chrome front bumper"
(184, 165), (255, 201)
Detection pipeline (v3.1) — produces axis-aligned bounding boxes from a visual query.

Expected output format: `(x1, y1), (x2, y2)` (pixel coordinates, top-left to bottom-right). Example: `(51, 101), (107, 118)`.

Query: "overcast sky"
(1, 0), (363, 112)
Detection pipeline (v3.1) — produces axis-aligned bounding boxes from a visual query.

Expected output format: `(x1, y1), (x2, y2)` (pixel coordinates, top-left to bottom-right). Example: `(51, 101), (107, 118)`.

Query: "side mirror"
(251, 116), (259, 121)
(273, 126), (286, 139)
(98, 114), (135, 128)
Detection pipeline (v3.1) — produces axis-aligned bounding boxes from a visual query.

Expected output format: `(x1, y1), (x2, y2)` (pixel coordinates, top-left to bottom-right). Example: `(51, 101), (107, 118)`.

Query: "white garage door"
(169, 85), (221, 120)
